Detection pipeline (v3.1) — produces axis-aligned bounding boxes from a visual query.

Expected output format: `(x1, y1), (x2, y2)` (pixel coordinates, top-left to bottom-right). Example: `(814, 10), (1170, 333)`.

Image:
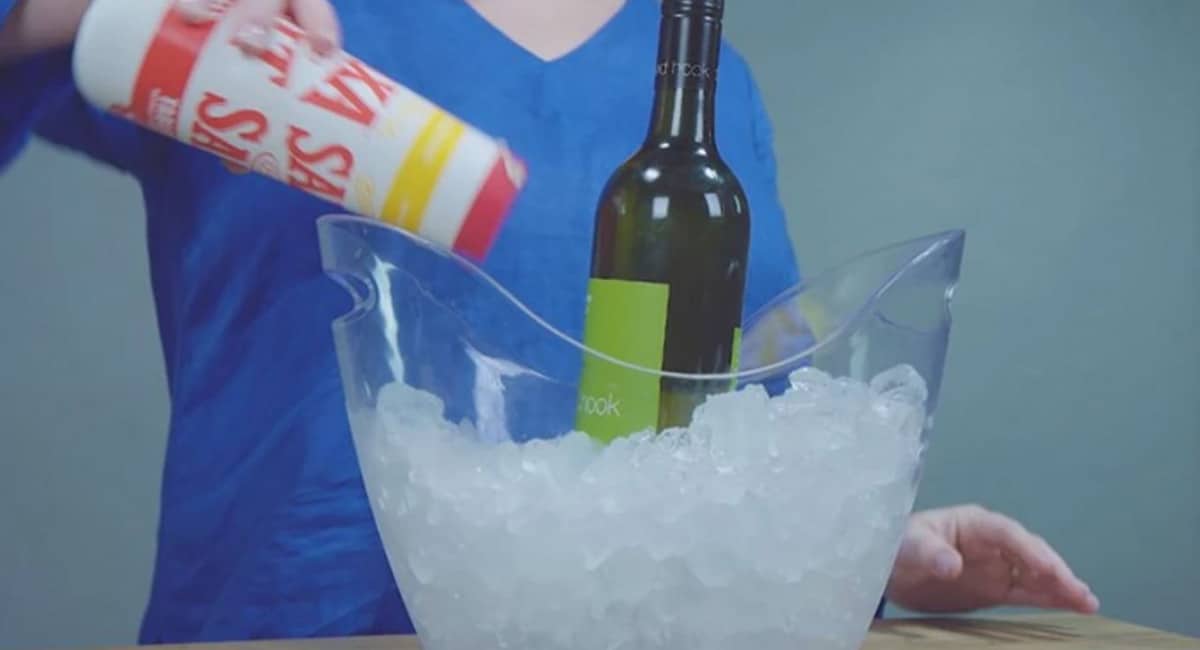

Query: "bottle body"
(72, 0), (526, 261)
(576, 0), (749, 443)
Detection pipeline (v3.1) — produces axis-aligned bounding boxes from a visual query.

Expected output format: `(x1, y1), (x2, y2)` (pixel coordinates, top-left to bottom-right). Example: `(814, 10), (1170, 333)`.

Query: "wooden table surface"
(76, 614), (1198, 650)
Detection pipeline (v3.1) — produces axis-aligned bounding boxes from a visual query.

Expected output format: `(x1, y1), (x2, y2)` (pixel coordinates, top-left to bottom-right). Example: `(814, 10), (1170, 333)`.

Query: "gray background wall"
(1, 0), (1196, 648)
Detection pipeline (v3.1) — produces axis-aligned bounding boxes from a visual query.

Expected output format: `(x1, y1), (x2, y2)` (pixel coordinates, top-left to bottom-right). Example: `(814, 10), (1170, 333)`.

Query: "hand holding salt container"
(72, 0), (527, 260)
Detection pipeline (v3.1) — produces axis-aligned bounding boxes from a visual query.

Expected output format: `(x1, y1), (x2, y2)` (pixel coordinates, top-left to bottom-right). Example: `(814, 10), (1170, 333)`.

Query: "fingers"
(1007, 583), (1101, 614)
(1005, 585), (1078, 611)
(227, 0), (287, 53)
(895, 522), (963, 581)
(176, 0), (340, 56)
(174, 0), (286, 50)
(291, 0), (341, 55)
(962, 508), (1059, 575)
(961, 507), (1100, 614)
(1010, 566), (1100, 614)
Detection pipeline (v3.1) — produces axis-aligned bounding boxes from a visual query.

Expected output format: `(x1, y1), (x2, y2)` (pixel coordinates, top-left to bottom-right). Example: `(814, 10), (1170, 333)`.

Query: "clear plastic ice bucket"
(318, 215), (965, 650)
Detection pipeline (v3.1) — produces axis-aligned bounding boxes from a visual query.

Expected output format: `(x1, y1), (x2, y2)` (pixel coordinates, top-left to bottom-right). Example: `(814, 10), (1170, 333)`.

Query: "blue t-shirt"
(1, 0), (827, 641)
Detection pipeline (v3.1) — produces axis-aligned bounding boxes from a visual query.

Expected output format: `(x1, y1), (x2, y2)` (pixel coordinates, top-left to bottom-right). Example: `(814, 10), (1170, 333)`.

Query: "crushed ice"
(352, 364), (928, 650)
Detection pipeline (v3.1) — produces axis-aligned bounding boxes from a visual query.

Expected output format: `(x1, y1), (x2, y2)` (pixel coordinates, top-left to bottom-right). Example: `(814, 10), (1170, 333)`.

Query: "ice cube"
(786, 365), (832, 392)
(359, 366), (926, 650)
(869, 363), (929, 406)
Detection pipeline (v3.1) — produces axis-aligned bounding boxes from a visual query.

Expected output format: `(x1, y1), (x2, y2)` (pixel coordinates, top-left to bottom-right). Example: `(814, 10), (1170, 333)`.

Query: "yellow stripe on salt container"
(380, 110), (466, 231)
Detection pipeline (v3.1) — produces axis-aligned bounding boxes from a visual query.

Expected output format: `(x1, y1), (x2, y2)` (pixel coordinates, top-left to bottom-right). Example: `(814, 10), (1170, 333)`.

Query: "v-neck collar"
(446, 0), (642, 69)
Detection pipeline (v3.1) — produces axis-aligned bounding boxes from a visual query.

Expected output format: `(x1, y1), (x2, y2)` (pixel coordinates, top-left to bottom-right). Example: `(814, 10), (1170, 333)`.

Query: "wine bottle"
(576, 0), (750, 443)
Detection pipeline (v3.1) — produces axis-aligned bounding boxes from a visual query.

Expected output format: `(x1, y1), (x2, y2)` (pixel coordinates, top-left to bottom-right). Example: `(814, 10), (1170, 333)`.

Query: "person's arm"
(0, 0), (167, 174)
(0, 0), (90, 64)
(0, 0), (144, 172)
(1, 0), (340, 64)
(0, 0), (340, 172)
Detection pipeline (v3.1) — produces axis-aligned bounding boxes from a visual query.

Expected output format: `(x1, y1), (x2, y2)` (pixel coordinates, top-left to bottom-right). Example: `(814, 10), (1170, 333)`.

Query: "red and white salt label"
(75, 0), (525, 260)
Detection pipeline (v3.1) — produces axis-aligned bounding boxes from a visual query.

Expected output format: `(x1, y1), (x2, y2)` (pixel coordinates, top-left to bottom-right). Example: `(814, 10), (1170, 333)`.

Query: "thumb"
(898, 526), (963, 581)
(177, 0), (288, 52)
(229, 0), (288, 53)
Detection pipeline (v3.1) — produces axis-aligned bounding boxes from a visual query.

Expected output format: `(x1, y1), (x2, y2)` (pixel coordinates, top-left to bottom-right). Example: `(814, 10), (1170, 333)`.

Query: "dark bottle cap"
(662, 0), (724, 19)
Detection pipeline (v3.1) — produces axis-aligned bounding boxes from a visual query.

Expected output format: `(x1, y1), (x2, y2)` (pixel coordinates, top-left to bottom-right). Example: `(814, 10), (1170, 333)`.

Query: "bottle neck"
(647, 9), (722, 148)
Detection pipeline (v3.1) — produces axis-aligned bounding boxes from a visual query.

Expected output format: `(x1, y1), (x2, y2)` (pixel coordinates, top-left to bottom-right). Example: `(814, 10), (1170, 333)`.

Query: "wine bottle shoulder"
(598, 146), (750, 208)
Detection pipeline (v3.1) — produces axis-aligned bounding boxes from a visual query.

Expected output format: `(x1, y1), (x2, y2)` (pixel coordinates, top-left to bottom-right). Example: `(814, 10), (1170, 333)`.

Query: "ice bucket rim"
(315, 213), (965, 383)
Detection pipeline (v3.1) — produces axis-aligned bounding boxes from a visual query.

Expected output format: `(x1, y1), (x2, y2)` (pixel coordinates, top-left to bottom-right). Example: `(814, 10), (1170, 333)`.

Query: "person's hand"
(174, 0), (341, 176)
(176, 0), (341, 56)
(885, 504), (1100, 614)
(0, 0), (94, 62)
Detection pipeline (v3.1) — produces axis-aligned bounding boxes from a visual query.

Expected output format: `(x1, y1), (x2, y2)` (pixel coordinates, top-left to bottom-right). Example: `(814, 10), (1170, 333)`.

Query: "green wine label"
(730, 326), (742, 389)
(576, 278), (670, 444)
